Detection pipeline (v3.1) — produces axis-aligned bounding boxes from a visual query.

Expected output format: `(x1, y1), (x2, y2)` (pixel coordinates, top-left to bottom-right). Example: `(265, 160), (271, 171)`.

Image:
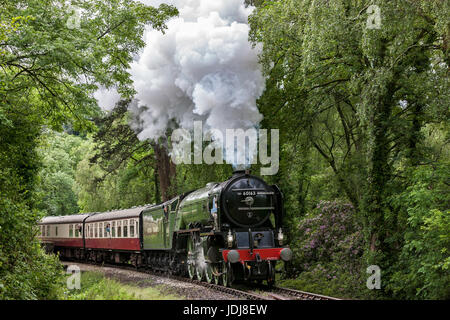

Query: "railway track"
(271, 286), (340, 300)
(62, 260), (269, 300)
(240, 283), (341, 301)
(62, 260), (340, 301)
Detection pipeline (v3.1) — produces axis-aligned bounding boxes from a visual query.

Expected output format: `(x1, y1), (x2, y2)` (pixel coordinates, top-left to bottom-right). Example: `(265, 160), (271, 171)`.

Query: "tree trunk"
(152, 141), (176, 202)
(364, 76), (395, 257)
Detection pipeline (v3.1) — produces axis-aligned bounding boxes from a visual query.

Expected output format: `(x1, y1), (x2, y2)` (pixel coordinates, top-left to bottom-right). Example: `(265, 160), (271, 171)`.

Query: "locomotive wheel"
(195, 264), (204, 281)
(205, 262), (214, 283)
(213, 264), (221, 285)
(222, 262), (233, 287)
(194, 236), (204, 281)
(267, 261), (275, 288)
(187, 237), (196, 280)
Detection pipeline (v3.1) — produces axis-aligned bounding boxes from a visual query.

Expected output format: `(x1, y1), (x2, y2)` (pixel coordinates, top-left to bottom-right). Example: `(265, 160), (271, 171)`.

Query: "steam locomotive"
(38, 170), (292, 287)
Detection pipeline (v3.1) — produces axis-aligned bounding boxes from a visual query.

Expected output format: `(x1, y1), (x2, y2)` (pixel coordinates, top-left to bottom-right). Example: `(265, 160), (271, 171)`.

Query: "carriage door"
(163, 205), (169, 248)
(103, 221), (111, 249)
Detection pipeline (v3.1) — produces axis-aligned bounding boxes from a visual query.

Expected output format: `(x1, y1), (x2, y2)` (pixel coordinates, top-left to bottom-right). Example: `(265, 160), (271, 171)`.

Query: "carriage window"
(94, 223), (98, 238)
(118, 221), (122, 238)
(112, 221), (116, 237)
(100, 223), (103, 238)
(130, 220), (135, 237)
(46, 225), (50, 237)
(55, 226), (58, 237)
(123, 220), (128, 237)
(75, 225), (79, 237)
(105, 223), (110, 237)
(69, 225), (73, 237)
(136, 220), (139, 236)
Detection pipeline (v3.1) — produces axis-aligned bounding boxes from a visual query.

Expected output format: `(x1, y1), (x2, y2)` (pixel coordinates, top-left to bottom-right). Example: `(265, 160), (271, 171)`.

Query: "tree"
(36, 131), (85, 216)
(0, 0), (177, 299)
(1, 0), (177, 130)
(249, 0), (449, 297)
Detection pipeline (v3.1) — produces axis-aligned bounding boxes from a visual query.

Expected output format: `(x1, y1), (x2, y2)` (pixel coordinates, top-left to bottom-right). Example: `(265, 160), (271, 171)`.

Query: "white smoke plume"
(129, 0), (265, 165)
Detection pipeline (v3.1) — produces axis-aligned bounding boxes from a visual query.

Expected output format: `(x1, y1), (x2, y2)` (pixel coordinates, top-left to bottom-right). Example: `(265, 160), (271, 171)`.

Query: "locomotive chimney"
(232, 169), (251, 177)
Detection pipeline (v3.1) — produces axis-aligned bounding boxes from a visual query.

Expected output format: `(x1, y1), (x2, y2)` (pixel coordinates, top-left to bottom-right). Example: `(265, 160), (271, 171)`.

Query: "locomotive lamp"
(227, 230), (234, 248)
(277, 228), (284, 246)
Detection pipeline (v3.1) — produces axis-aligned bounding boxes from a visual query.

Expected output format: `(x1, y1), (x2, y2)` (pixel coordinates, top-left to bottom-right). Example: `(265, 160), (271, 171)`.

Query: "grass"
(62, 271), (183, 300)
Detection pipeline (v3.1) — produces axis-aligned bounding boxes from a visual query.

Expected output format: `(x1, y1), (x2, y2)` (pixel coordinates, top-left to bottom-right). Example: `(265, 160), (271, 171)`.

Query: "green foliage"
(73, 103), (158, 212)
(1, 0), (178, 131)
(280, 201), (370, 299)
(280, 264), (370, 299)
(0, 0), (176, 299)
(36, 130), (86, 216)
(63, 272), (138, 300)
(75, 142), (158, 212)
(0, 164), (64, 299)
(249, 0), (449, 298)
(62, 271), (181, 300)
(389, 160), (450, 299)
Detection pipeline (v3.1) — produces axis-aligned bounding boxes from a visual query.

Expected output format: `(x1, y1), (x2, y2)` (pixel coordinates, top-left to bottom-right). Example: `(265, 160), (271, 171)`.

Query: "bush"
(389, 209), (449, 300)
(282, 200), (370, 298)
(387, 162), (449, 300)
(0, 169), (65, 299)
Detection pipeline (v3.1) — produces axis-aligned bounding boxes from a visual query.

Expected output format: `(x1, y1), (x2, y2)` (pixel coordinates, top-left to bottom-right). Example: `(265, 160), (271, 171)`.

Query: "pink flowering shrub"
(296, 200), (363, 266)
(281, 200), (370, 298)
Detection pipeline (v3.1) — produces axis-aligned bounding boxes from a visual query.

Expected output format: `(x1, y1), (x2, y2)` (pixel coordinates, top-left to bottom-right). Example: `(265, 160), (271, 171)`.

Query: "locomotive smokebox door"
(222, 174), (275, 228)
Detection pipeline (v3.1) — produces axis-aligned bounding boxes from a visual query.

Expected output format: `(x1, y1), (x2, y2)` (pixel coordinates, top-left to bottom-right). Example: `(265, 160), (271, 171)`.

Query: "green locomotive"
(141, 170), (292, 286)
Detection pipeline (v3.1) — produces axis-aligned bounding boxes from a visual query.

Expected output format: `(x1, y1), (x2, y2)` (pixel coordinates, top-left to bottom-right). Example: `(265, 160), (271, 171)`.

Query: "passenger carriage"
(37, 214), (90, 259)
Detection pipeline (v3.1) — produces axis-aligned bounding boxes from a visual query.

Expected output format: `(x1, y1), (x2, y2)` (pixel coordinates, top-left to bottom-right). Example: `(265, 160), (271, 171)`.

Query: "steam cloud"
(93, 1), (265, 166)
(129, 0), (265, 161)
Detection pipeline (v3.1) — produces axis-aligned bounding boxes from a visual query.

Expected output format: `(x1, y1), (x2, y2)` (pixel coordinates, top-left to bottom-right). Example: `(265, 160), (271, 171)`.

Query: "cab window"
(171, 199), (178, 211)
